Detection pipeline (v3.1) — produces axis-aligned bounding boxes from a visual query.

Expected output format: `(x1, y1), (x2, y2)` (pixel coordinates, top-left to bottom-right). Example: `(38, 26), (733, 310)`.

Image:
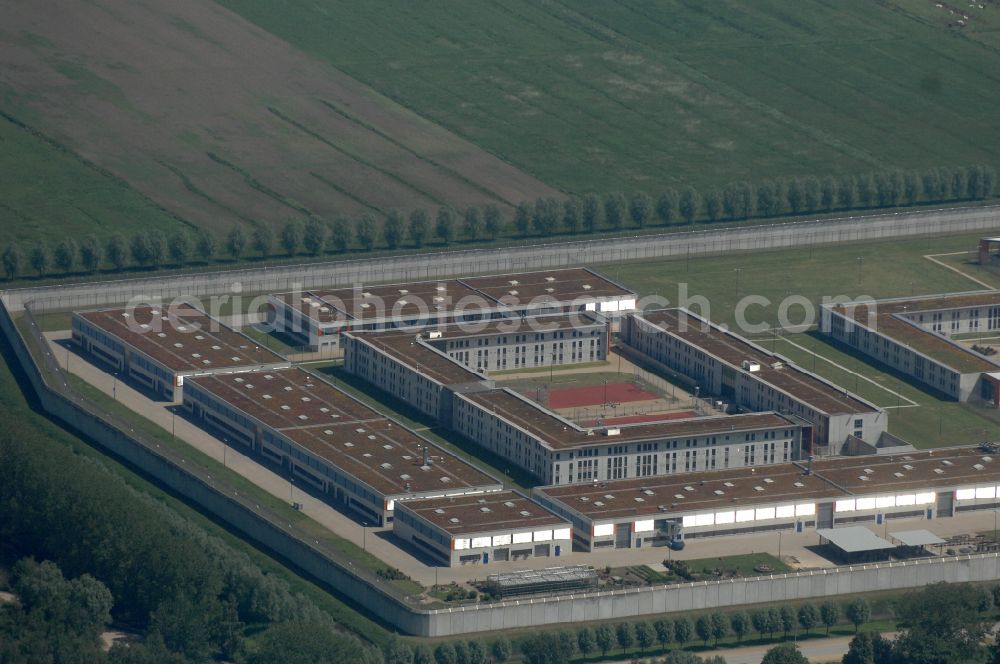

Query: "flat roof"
(426, 310), (605, 340)
(273, 268), (634, 326)
(889, 529), (945, 547)
(829, 293), (1000, 374)
(462, 388), (798, 450)
(536, 464), (842, 522)
(347, 329), (486, 385)
(806, 446), (1000, 495)
(76, 305), (287, 373)
(346, 311), (606, 384)
(187, 368), (500, 499)
(638, 310), (878, 414)
(817, 527), (895, 553)
(458, 267), (633, 304)
(398, 491), (568, 536)
(275, 279), (486, 324)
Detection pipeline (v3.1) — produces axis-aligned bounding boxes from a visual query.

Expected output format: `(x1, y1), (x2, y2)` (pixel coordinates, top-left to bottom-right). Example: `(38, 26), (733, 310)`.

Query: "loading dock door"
(615, 523), (631, 549)
(817, 502), (834, 529)
(937, 492), (954, 518)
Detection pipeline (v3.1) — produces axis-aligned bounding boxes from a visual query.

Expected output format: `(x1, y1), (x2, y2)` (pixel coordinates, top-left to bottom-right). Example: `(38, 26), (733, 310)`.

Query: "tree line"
(514, 596), (871, 664)
(1, 163), (995, 281)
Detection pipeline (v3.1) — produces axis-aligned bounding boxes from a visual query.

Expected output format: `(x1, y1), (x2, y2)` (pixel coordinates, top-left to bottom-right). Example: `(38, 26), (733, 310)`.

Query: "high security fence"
(4, 203), (999, 313)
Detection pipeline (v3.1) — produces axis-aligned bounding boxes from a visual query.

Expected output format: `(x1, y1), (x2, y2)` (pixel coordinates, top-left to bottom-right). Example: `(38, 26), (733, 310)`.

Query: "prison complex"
(72, 305), (290, 402)
(182, 367), (502, 525)
(267, 267), (636, 352)
(822, 292), (1000, 402)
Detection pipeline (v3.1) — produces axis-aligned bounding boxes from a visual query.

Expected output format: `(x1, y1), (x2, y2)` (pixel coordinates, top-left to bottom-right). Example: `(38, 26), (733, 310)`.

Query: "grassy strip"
(63, 373), (423, 598)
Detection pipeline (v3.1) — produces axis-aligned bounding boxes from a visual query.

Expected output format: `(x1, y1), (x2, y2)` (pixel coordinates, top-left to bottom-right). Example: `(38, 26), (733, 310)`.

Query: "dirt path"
(0, 0), (560, 232)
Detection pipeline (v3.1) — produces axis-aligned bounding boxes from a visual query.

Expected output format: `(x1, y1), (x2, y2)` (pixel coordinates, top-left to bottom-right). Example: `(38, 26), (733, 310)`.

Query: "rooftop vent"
(582, 284), (592, 290)
(714, 490), (725, 496)
(753, 486), (764, 492)
(742, 360), (760, 372)
(933, 468), (944, 474)
(434, 508), (445, 514)
(508, 280), (519, 286)
(545, 276), (556, 282)
(504, 501), (516, 508)
(427, 331), (443, 339)
(674, 494), (685, 500)
(724, 482), (735, 487)
(604, 428), (621, 437)
(793, 481), (805, 488)
(449, 517), (460, 524)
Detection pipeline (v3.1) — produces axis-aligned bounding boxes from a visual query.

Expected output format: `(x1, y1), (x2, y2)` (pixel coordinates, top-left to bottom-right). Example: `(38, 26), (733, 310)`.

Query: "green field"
(219, 0), (1000, 194)
(609, 230), (1000, 448)
(0, 113), (192, 245)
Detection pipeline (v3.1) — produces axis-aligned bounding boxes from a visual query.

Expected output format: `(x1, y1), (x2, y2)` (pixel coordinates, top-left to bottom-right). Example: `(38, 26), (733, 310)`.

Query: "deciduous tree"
(629, 192), (652, 228)
(435, 207), (456, 244)
(281, 221), (302, 256)
(679, 186), (700, 224)
(168, 230), (192, 266)
(384, 210), (405, 249)
(483, 204), (504, 240)
(252, 226), (273, 258)
(3, 243), (23, 279)
(408, 209), (429, 247)
(54, 238), (78, 273)
(225, 227), (245, 260)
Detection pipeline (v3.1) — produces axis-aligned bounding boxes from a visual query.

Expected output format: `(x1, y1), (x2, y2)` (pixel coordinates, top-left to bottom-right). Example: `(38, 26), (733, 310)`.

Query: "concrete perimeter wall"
(422, 553), (1000, 635)
(5, 204), (999, 313)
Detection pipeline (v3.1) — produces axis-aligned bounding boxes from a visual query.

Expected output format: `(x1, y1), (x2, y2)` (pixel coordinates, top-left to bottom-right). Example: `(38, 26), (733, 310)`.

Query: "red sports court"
(546, 381), (660, 409)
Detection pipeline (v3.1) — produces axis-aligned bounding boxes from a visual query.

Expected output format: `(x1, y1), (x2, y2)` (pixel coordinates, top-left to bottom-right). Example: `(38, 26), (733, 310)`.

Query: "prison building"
(533, 464), (836, 551)
(182, 368), (502, 525)
(267, 267), (635, 351)
(806, 445), (1000, 527)
(533, 445), (1000, 551)
(341, 313), (609, 422)
(453, 388), (805, 485)
(422, 311), (609, 373)
(622, 309), (886, 451)
(821, 292), (1000, 402)
(393, 491), (571, 566)
(71, 305), (289, 402)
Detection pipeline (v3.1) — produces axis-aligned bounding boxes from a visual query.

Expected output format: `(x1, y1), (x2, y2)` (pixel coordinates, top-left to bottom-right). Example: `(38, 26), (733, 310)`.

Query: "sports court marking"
(768, 336), (918, 408)
(924, 252), (996, 289)
(546, 382), (660, 409)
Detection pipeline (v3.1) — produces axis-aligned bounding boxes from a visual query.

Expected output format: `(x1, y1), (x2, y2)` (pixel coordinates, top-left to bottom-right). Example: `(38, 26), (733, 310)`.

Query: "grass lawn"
(609, 231), (992, 330)
(218, 0), (1000, 194)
